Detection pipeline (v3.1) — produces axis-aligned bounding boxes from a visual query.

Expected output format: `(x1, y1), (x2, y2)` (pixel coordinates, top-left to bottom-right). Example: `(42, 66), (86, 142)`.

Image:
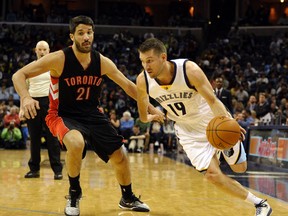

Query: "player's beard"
(75, 40), (91, 53)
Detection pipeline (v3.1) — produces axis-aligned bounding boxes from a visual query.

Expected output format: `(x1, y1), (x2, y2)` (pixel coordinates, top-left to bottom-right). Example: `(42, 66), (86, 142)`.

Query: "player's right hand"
(22, 97), (40, 119)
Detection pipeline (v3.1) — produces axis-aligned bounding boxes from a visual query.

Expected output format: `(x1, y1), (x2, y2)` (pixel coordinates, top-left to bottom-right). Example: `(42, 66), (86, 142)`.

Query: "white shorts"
(174, 123), (246, 171)
(174, 123), (216, 171)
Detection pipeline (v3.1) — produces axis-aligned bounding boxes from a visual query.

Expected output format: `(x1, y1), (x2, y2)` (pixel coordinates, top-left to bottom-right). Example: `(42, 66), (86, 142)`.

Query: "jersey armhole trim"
(143, 71), (149, 95)
(183, 60), (197, 91)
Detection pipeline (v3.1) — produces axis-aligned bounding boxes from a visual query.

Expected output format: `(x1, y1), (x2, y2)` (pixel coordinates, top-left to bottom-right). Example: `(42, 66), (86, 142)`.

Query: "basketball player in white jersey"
(136, 38), (272, 216)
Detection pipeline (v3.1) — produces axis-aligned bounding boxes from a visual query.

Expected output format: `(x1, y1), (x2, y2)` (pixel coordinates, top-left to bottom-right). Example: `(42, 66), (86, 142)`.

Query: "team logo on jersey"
(160, 85), (171, 90)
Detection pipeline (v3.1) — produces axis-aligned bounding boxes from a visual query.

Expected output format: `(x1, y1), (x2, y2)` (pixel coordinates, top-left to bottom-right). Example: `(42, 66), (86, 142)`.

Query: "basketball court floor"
(0, 148), (287, 216)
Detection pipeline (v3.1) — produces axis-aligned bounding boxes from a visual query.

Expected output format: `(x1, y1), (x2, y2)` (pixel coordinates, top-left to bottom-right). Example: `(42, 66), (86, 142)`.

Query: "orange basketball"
(206, 116), (241, 150)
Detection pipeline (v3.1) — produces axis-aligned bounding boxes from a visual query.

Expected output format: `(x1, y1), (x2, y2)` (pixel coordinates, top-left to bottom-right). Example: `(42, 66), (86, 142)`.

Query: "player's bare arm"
(136, 72), (162, 123)
(186, 61), (229, 117)
(186, 61), (246, 139)
(101, 55), (164, 121)
(136, 72), (149, 122)
(12, 50), (64, 119)
(100, 54), (138, 100)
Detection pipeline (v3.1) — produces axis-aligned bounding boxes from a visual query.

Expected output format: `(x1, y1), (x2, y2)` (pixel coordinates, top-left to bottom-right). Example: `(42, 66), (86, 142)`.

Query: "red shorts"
(45, 114), (69, 145)
(46, 114), (124, 162)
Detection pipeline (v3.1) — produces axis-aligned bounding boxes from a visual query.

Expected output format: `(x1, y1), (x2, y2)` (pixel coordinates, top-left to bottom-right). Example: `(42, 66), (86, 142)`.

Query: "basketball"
(206, 116), (241, 150)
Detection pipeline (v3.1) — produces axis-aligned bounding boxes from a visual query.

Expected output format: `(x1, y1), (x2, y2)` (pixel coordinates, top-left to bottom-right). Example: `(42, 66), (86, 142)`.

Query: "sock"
(120, 184), (133, 200)
(245, 192), (263, 205)
(69, 175), (81, 195)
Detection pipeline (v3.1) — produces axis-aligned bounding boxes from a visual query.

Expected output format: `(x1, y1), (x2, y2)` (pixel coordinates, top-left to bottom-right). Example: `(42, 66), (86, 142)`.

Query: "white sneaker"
(64, 190), (81, 216)
(255, 200), (272, 216)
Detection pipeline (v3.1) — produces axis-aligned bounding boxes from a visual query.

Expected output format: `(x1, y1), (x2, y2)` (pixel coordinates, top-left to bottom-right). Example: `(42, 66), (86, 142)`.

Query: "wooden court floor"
(0, 149), (287, 216)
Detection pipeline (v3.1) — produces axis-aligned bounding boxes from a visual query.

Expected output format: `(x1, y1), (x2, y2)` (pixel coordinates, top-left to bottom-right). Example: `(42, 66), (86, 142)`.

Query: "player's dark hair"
(138, 38), (167, 55)
(69, 15), (94, 34)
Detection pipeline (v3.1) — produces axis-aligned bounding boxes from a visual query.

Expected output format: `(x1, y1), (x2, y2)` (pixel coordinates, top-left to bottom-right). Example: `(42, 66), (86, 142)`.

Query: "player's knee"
(110, 147), (128, 165)
(63, 130), (85, 152)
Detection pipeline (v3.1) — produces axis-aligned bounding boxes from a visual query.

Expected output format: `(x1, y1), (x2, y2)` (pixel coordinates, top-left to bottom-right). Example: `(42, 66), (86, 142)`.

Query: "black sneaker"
(24, 171), (40, 178)
(119, 194), (150, 212)
(54, 173), (63, 180)
(64, 189), (82, 216)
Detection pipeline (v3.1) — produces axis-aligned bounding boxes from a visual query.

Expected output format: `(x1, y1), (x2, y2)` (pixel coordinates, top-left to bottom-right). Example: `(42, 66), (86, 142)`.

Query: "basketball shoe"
(119, 194), (150, 212)
(64, 189), (82, 216)
(255, 199), (272, 216)
(223, 148), (234, 157)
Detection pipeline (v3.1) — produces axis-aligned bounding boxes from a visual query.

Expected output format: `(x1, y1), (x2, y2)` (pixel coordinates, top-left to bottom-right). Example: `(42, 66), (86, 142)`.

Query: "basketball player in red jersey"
(12, 16), (163, 216)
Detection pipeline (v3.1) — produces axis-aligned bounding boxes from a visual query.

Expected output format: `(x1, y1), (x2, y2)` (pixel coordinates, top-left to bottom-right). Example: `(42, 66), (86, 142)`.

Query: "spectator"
(6, 95), (19, 112)
(246, 95), (257, 112)
(251, 110), (260, 126)
(256, 72), (269, 91)
(134, 117), (150, 151)
(276, 83), (288, 104)
(0, 84), (10, 102)
(214, 76), (233, 113)
(119, 110), (134, 140)
(3, 106), (20, 128)
(149, 121), (164, 154)
(1, 121), (22, 149)
(128, 125), (145, 153)
(237, 109), (255, 130)
(243, 62), (258, 83)
(235, 85), (249, 104)
(281, 101), (288, 120)
(254, 93), (270, 120)
(109, 110), (120, 133)
(0, 102), (7, 132)
(162, 119), (177, 152)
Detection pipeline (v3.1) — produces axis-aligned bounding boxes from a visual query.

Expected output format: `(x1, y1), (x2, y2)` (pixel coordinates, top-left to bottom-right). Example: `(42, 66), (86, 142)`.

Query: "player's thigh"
(90, 123), (123, 163)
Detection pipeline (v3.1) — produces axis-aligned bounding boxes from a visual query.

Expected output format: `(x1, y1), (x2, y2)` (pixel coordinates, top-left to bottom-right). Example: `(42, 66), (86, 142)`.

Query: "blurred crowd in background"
(0, 1), (287, 152)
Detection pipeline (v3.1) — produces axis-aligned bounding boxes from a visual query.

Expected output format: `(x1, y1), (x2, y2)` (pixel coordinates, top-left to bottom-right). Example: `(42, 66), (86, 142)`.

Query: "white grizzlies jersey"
(145, 59), (246, 171)
(144, 59), (214, 132)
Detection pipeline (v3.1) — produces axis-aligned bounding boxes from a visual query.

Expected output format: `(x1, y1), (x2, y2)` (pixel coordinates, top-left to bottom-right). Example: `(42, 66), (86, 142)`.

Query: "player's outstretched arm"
(101, 55), (164, 121)
(101, 54), (138, 99)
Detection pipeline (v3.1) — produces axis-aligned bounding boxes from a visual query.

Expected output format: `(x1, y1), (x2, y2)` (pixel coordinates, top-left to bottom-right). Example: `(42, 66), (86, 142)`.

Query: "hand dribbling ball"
(206, 116), (241, 150)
